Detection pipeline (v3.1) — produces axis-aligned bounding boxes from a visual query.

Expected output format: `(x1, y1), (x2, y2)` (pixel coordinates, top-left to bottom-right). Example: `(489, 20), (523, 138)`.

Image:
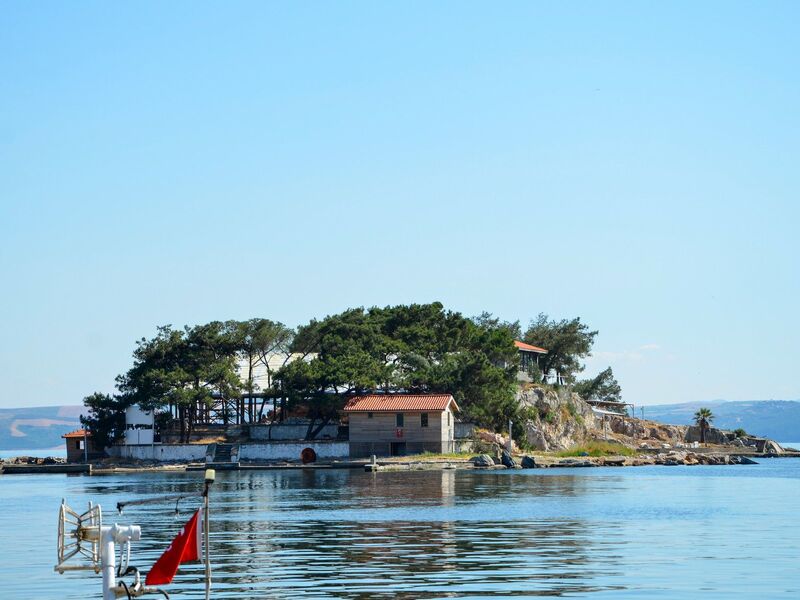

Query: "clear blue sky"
(1, 2), (798, 408)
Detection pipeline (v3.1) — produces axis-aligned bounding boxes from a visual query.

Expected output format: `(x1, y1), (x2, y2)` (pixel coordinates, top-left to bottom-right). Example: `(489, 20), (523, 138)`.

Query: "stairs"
(206, 443), (240, 470)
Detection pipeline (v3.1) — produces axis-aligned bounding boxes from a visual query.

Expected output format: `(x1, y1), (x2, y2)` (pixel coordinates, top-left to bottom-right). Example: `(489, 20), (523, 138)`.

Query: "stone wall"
(240, 441), (348, 461)
(248, 423), (340, 441)
(110, 441), (349, 462)
(110, 444), (207, 462)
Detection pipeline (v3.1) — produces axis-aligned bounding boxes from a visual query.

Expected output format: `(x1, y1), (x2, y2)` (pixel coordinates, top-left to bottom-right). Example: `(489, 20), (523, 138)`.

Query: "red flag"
(146, 509), (203, 586)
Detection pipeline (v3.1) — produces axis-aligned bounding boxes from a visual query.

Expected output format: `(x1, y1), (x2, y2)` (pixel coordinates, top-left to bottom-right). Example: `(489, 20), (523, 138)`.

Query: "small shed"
(62, 429), (103, 463)
(344, 394), (459, 457)
(514, 340), (548, 382)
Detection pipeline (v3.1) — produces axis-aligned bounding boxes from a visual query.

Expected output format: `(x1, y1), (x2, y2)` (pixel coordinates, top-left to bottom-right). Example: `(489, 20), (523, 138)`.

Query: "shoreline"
(3, 448), (798, 475)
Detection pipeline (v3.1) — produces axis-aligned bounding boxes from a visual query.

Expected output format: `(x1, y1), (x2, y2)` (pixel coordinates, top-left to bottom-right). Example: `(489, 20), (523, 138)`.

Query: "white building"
(124, 405), (155, 445)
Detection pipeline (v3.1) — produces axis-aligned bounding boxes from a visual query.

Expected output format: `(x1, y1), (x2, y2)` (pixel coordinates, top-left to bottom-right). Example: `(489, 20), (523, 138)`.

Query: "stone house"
(344, 394), (459, 457)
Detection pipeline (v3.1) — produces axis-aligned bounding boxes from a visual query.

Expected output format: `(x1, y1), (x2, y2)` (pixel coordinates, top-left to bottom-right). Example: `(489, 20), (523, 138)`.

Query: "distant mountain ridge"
(0, 405), (82, 450)
(644, 400), (800, 442)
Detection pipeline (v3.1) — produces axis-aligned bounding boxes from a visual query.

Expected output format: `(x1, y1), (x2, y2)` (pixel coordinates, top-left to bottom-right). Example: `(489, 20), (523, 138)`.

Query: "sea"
(0, 457), (798, 599)
(0, 447), (66, 460)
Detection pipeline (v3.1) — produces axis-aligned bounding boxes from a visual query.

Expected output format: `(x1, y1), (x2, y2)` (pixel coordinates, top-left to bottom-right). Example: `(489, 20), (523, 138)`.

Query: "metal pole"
(203, 469), (215, 600)
(507, 419), (513, 453)
(84, 429), (88, 463)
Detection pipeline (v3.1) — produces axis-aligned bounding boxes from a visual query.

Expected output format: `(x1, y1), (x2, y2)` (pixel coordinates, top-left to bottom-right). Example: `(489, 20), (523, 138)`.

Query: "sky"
(1, 1), (798, 409)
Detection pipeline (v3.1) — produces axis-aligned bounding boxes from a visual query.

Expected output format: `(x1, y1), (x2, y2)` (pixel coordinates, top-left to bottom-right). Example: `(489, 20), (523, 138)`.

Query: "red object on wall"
(301, 447), (317, 464)
(395, 427), (404, 438)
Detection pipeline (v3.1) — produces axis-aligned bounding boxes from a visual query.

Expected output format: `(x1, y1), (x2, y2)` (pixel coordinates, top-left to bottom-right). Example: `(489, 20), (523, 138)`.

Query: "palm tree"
(694, 408), (714, 445)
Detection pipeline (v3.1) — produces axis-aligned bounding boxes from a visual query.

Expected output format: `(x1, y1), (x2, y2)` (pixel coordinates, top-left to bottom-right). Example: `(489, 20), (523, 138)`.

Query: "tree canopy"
(80, 392), (128, 450)
(523, 314), (598, 383)
(276, 302), (520, 433)
(694, 407), (714, 444)
(82, 304), (608, 447)
(573, 367), (622, 403)
(115, 322), (242, 441)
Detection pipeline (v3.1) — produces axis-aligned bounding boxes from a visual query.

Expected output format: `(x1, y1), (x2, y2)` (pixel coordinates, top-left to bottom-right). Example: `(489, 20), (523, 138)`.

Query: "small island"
(3, 303), (794, 475)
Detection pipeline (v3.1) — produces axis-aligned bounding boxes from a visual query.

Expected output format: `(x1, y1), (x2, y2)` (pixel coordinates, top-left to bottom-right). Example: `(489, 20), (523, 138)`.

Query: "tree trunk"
(179, 405), (187, 443)
(187, 403), (195, 442)
(306, 415), (332, 440)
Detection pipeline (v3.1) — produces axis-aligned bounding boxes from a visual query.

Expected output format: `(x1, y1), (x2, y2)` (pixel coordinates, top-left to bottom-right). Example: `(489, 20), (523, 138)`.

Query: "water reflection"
(101, 470), (625, 598)
(4, 463), (798, 599)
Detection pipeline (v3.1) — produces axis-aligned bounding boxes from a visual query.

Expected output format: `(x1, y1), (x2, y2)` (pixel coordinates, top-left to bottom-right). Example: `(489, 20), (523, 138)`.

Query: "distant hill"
(0, 405), (83, 450)
(644, 400), (800, 442)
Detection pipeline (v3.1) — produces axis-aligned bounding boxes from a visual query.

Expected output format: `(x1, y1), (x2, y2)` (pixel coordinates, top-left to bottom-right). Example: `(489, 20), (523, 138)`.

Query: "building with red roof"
(62, 429), (103, 463)
(514, 340), (548, 383)
(344, 394), (459, 457)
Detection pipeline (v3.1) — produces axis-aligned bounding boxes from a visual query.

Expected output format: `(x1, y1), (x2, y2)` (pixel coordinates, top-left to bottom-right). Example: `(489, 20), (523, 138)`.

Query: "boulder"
(520, 456), (536, 469)
(501, 450), (517, 469)
(763, 440), (784, 455)
(472, 454), (494, 468)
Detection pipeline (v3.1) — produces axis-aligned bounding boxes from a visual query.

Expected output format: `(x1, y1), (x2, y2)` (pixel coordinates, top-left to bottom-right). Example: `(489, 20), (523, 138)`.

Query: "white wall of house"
(236, 352), (317, 393)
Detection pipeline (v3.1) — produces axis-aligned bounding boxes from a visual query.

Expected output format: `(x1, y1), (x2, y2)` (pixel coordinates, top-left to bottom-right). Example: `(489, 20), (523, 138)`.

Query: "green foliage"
(556, 441), (636, 457)
(523, 314), (598, 384)
(693, 407), (714, 444)
(574, 367), (622, 403)
(277, 302), (520, 433)
(115, 322), (244, 441)
(539, 408), (556, 424)
(694, 407), (714, 426)
(230, 318), (293, 394)
(80, 392), (129, 450)
(733, 427), (748, 438)
(472, 312), (522, 340)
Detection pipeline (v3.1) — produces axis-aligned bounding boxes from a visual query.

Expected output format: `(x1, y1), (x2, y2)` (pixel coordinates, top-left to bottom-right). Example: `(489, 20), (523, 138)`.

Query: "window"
(447, 411), (451, 426)
(420, 413), (428, 427)
(367, 412), (373, 419)
(75, 440), (81, 450)
(396, 413), (404, 427)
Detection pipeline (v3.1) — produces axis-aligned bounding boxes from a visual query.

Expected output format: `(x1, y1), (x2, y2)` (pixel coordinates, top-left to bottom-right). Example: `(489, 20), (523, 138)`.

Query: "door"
(391, 442), (407, 456)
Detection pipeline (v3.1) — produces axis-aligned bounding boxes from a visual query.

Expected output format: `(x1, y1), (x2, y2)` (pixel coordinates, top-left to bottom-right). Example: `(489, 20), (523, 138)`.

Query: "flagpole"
(203, 469), (215, 600)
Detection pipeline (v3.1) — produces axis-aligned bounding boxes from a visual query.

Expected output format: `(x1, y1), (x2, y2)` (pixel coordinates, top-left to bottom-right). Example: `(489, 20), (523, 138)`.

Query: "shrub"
(556, 441), (636, 457)
(733, 428), (748, 438)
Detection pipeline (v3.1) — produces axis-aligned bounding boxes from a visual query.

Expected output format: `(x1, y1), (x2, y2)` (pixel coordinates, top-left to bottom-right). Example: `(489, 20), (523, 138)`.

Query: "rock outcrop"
(501, 450), (518, 469)
(518, 387), (596, 451)
(472, 454), (494, 467)
(508, 384), (787, 457)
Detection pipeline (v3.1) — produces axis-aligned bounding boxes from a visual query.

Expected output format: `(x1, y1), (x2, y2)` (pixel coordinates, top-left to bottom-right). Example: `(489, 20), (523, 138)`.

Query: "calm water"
(1, 461), (798, 599)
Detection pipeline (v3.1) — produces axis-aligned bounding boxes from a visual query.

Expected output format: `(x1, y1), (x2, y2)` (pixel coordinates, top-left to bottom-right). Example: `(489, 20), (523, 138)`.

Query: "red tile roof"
(514, 340), (548, 354)
(62, 429), (91, 439)
(343, 394), (459, 413)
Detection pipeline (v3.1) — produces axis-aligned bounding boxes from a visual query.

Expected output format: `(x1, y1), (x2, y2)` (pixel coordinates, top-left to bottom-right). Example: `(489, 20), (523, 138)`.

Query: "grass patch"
(556, 441), (636, 457)
(402, 451), (476, 461)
